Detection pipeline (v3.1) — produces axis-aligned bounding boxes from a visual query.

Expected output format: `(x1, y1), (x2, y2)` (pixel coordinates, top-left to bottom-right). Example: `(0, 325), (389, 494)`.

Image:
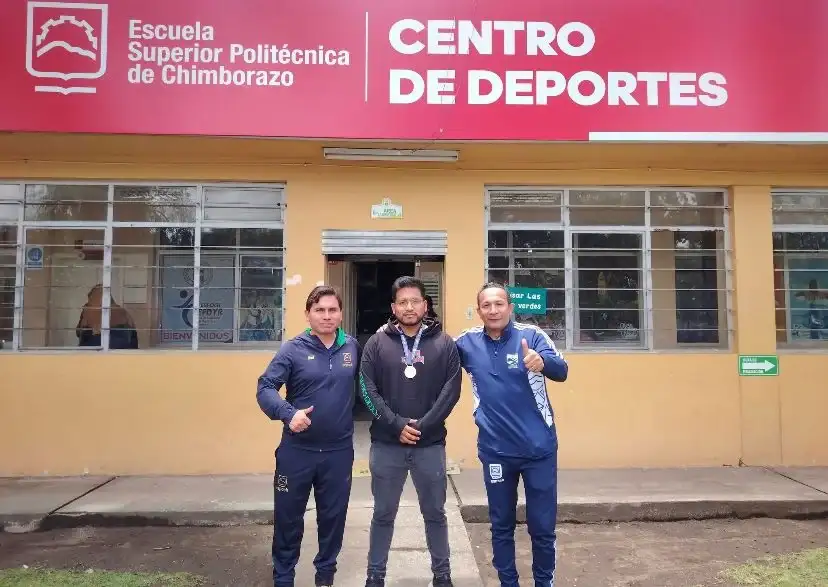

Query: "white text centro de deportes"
(387, 19), (729, 107)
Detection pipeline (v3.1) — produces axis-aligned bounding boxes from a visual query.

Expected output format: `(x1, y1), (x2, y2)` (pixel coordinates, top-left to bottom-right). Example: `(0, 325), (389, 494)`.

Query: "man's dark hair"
(391, 276), (426, 302)
(305, 285), (342, 311)
(477, 281), (512, 306)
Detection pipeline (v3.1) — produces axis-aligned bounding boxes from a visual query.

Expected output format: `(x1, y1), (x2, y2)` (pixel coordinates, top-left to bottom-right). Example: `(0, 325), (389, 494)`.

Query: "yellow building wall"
(0, 136), (827, 476)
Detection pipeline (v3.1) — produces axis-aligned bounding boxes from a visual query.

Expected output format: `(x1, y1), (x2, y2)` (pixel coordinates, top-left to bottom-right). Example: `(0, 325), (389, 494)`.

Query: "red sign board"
(0, 0), (826, 142)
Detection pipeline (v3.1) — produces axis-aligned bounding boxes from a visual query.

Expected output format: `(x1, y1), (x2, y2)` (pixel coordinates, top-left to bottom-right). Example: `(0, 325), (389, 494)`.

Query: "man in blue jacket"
(455, 282), (568, 587)
(257, 285), (360, 587)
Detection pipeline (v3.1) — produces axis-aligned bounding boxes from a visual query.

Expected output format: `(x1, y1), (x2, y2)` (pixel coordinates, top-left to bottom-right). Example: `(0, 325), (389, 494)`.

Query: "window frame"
(673, 249), (723, 347)
(570, 227), (647, 349)
(6, 181), (286, 352)
(485, 185), (733, 352)
(771, 189), (828, 351)
(21, 225), (109, 350)
(0, 204), (21, 351)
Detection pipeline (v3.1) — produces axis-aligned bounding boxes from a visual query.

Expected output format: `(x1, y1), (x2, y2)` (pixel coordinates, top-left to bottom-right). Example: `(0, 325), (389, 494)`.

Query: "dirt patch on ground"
(0, 527), (271, 586)
(466, 518), (828, 587)
(1, 519), (827, 586)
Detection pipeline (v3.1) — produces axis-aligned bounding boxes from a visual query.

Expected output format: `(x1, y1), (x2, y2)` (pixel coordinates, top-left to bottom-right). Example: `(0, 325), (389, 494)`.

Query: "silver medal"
(400, 325), (425, 381)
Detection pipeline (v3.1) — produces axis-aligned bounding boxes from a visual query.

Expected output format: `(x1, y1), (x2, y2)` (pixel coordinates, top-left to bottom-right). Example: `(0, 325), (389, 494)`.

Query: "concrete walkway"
(3, 466), (827, 532)
(1, 467), (827, 584)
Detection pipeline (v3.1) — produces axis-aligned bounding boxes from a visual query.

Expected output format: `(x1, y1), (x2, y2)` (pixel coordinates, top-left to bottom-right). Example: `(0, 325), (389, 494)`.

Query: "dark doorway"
(354, 260), (416, 347)
(352, 260), (415, 421)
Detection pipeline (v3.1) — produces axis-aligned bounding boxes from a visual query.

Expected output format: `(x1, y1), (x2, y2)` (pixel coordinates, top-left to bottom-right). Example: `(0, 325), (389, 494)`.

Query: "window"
(5, 183), (285, 351)
(0, 185), (20, 351)
(772, 190), (828, 347)
(486, 187), (732, 350)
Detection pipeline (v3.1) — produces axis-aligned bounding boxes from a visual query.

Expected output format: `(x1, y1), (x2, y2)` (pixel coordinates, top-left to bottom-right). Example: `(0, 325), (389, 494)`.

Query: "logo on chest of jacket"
(506, 353), (519, 369)
(342, 352), (353, 367)
(400, 349), (425, 365)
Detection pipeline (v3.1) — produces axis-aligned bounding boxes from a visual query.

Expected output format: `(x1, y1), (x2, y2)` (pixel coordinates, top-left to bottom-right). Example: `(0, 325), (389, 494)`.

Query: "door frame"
(325, 254), (446, 334)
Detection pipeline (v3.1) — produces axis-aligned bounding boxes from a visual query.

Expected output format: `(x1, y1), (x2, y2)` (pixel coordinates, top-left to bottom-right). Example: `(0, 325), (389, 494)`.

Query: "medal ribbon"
(400, 325), (425, 367)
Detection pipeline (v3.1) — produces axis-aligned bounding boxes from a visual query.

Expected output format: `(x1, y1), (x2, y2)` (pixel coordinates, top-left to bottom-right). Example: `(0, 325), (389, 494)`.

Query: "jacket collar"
(303, 327), (346, 349)
(484, 319), (515, 342)
(385, 317), (441, 338)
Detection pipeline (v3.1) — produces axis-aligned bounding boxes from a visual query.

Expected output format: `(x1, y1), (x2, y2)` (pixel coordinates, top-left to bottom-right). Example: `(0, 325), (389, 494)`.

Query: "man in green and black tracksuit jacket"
(257, 286), (360, 587)
(358, 276), (462, 587)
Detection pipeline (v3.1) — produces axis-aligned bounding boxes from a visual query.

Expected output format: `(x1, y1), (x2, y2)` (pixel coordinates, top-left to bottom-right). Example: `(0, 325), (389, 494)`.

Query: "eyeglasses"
(394, 298), (424, 308)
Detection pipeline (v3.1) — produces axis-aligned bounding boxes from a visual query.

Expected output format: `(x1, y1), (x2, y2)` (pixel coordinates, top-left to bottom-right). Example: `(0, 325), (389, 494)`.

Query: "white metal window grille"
(485, 187), (733, 351)
(771, 189), (828, 349)
(1, 182), (285, 352)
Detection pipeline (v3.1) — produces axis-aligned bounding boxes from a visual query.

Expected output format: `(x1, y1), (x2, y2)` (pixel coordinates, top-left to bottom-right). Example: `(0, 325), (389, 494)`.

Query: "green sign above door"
(507, 287), (547, 315)
(738, 355), (779, 376)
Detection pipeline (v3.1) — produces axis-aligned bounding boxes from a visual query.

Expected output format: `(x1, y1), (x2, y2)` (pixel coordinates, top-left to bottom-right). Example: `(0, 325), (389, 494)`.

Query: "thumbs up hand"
(289, 406), (314, 433)
(521, 338), (544, 373)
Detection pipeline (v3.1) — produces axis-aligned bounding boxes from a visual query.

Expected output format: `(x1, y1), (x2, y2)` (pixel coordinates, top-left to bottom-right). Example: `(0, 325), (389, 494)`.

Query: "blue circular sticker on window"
(26, 246), (44, 269)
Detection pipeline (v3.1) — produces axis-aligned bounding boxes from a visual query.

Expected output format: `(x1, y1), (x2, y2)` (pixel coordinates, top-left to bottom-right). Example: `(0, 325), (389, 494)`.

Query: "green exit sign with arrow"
(738, 355), (779, 376)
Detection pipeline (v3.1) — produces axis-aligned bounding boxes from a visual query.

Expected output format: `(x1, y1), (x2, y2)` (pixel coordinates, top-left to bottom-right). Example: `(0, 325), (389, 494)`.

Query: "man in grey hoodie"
(359, 276), (462, 587)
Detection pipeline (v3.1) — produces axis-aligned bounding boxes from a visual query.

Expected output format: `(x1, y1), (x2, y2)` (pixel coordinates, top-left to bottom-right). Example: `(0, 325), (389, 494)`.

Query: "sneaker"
(430, 575), (454, 587)
(365, 575), (385, 587)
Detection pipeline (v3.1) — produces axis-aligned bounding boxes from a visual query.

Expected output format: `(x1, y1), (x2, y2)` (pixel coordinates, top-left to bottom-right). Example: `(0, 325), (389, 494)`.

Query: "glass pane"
(651, 191), (724, 208)
(24, 184), (108, 221)
(775, 232), (828, 252)
(0, 185), (21, 202)
(575, 233), (642, 344)
(487, 254), (509, 269)
(21, 228), (106, 348)
(773, 231), (828, 347)
(673, 231), (720, 252)
(160, 252), (235, 345)
(239, 256), (284, 342)
(674, 255), (720, 344)
(774, 211), (828, 225)
(773, 254), (787, 345)
(574, 233), (641, 251)
(0, 185), (21, 223)
(650, 230), (728, 349)
(113, 186), (198, 223)
(112, 227), (195, 349)
(489, 191), (562, 224)
(571, 190), (646, 207)
(569, 190), (645, 226)
(197, 227), (285, 345)
(485, 230), (566, 346)
(196, 254), (237, 344)
(487, 230), (564, 252)
(488, 269), (508, 285)
(201, 228), (237, 251)
(773, 192), (828, 225)
(651, 207), (724, 227)
(240, 228), (285, 249)
(787, 258), (828, 342)
(0, 226), (16, 350)
(512, 261), (565, 344)
(203, 187), (284, 222)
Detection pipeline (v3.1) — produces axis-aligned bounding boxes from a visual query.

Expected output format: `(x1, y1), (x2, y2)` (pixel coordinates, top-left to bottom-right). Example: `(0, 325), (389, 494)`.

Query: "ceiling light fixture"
(322, 147), (459, 162)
